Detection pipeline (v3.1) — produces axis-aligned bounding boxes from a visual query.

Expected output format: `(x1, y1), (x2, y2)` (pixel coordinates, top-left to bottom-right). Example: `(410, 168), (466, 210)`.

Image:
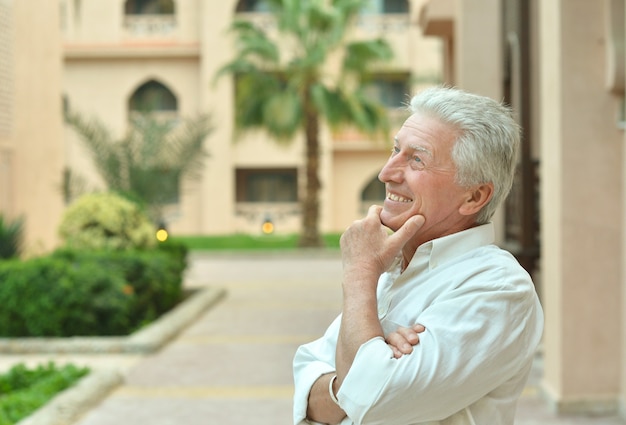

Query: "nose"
(378, 153), (404, 184)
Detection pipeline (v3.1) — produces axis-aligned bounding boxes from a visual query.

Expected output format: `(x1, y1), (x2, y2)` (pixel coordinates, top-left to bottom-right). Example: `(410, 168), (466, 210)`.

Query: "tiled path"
(74, 251), (343, 425)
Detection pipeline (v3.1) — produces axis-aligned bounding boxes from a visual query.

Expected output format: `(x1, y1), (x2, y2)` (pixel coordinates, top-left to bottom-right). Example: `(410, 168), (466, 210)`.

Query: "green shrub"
(0, 362), (88, 425)
(58, 192), (156, 251)
(0, 256), (132, 336)
(0, 215), (24, 260)
(52, 245), (186, 328)
(0, 246), (187, 337)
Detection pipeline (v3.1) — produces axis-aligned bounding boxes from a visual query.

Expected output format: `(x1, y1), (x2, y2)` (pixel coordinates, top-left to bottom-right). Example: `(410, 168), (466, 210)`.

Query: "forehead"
(395, 113), (457, 151)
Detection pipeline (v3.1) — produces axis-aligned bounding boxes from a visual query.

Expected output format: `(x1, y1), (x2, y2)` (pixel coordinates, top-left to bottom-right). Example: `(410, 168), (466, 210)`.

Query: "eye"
(390, 145), (400, 156)
(410, 154), (426, 170)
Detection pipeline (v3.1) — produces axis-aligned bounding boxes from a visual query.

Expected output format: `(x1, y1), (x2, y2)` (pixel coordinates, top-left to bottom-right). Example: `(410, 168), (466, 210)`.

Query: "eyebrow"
(394, 137), (433, 158)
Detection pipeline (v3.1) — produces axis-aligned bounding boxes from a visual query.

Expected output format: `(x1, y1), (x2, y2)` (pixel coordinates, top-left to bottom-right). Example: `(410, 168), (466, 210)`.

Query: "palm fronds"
(0, 214), (24, 260)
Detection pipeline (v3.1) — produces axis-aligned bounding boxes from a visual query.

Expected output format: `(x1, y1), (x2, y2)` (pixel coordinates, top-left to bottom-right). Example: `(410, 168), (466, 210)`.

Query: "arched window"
(361, 0), (408, 14)
(383, 0), (408, 13)
(129, 80), (177, 113)
(363, 74), (409, 108)
(361, 175), (386, 202)
(125, 0), (175, 15)
(235, 0), (271, 13)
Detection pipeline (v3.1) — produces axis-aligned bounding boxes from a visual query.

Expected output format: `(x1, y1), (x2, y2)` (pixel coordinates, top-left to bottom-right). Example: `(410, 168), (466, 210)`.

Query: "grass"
(0, 362), (89, 425)
(172, 233), (342, 251)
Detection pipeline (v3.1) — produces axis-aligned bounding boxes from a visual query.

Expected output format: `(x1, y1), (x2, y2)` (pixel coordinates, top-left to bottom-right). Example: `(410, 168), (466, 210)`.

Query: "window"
(236, 168), (298, 203)
(382, 0), (408, 13)
(125, 0), (175, 15)
(364, 75), (410, 108)
(361, 175), (386, 202)
(361, 0), (409, 14)
(235, 0), (271, 13)
(129, 80), (177, 112)
(127, 80), (180, 204)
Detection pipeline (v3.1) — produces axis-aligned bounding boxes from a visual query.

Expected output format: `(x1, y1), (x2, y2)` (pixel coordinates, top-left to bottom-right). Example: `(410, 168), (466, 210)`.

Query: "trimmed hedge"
(0, 241), (188, 337)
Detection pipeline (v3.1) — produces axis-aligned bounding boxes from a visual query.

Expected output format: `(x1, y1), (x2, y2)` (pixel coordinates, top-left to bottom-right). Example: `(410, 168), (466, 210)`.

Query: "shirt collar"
(411, 222), (495, 271)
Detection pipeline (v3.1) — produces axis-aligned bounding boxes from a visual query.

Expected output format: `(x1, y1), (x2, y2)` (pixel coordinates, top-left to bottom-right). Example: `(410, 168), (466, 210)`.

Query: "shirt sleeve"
(337, 269), (543, 425)
(293, 315), (342, 425)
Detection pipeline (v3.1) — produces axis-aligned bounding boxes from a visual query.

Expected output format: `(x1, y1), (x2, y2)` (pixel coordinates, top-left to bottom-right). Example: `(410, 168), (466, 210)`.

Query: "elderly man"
(293, 86), (544, 425)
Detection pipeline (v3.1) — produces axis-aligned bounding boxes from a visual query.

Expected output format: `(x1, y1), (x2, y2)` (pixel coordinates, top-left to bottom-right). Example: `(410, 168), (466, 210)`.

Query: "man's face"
(378, 112), (471, 243)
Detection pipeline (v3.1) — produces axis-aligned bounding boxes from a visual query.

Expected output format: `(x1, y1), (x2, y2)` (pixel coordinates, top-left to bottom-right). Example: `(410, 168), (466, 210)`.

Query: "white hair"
(409, 86), (521, 224)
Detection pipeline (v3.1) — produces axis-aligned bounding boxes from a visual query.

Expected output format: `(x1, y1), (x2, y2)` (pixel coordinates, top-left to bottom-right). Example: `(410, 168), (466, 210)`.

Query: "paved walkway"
(5, 251), (626, 424)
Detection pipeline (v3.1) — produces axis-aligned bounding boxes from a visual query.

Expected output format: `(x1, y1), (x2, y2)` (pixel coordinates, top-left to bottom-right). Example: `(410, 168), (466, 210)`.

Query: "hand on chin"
(379, 209), (404, 232)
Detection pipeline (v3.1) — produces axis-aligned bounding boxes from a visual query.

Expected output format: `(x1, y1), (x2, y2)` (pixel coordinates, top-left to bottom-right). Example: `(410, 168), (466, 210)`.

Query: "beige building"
(60, 0), (442, 240)
(420, 0), (626, 419)
(0, 0), (442, 252)
(0, 0), (65, 255)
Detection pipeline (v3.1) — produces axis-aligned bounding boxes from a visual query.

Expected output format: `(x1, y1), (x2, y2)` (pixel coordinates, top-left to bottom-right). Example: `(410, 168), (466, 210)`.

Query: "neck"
(400, 219), (480, 269)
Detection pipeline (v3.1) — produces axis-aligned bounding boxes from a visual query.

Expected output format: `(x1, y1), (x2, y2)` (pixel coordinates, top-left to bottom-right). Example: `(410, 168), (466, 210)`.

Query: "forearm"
(335, 276), (383, 384)
(306, 373), (347, 424)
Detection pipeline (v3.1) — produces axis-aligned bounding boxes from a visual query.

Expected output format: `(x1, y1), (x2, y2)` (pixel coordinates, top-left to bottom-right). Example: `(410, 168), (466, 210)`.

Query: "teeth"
(387, 193), (413, 203)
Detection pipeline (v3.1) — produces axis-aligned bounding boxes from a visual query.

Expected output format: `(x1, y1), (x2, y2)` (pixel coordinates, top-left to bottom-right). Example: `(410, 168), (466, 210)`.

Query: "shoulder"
(439, 244), (536, 298)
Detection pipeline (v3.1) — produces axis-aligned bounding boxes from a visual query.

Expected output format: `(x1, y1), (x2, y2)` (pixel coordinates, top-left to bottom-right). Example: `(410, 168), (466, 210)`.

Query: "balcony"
(123, 15), (177, 39)
(236, 11), (409, 35)
(356, 13), (410, 35)
(234, 11), (412, 69)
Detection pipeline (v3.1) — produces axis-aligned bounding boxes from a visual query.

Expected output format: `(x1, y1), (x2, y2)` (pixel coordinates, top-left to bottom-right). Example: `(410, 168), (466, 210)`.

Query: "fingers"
(387, 214), (425, 250)
(391, 346), (403, 359)
(367, 204), (383, 217)
(412, 323), (426, 333)
(340, 208), (426, 282)
(385, 324), (426, 357)
(396, 325), (425, 346)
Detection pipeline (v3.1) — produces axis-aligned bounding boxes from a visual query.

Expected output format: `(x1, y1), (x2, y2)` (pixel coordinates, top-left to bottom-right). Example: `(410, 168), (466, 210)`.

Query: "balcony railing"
(236, 12), (409, 34)
(356, 13), (410, 34)
(123, 15), (177, 38)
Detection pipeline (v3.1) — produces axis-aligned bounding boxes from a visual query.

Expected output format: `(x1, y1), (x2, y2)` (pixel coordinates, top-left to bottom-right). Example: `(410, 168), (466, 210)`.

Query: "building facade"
(60, 0), (442, 240)
(420, 0), (626, 419)
(0, 0), (65, 255)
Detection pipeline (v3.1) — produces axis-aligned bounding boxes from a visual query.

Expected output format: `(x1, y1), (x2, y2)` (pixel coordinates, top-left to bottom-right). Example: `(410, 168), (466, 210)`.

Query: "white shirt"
(293, 223), (544, 425)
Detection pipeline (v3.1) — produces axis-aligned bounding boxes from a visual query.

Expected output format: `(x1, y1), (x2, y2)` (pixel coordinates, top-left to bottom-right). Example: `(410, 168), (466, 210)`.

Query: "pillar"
(539, 0), (624, 414)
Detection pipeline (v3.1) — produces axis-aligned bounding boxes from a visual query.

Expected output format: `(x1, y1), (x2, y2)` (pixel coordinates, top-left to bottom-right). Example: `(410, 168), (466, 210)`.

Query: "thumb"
(388, 215), (425, 250)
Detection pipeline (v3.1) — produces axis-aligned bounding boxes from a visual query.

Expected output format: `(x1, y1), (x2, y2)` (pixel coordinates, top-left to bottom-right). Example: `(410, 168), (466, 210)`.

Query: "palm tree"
(65, 110), (212, 225)
(0, 214), (24, 260)
(218, 0), (393, 247)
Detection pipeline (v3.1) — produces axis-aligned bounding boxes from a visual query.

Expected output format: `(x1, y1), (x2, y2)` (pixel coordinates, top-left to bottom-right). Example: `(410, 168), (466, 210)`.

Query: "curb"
(0, 286), (227, 354)
(15, 368), (124, 425)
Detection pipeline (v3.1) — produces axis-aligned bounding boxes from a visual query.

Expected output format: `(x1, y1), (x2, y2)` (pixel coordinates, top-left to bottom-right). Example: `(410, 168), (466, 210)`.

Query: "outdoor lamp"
(156, 222), (169, 242)
(262, 217), (274, 235)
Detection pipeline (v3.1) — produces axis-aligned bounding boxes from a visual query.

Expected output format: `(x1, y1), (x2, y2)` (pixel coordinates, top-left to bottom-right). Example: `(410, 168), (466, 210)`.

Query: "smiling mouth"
(387, 192), (413, 203)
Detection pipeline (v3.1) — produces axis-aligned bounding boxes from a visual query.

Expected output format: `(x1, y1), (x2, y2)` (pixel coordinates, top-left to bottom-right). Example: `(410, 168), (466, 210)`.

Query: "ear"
(459, 183), (494, 216)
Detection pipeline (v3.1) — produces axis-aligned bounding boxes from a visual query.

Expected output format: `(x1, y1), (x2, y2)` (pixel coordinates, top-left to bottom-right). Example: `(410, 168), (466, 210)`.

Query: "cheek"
(411, 179), (459, 216)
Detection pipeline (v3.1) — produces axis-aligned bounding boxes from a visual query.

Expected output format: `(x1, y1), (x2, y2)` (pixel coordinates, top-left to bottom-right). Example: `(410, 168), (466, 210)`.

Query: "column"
(539, 0), (624, 414)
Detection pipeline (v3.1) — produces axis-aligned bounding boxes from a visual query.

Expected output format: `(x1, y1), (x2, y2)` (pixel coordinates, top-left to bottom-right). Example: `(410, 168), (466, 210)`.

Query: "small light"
(156, 228), (169, 242)
(262, 218), (274, 235)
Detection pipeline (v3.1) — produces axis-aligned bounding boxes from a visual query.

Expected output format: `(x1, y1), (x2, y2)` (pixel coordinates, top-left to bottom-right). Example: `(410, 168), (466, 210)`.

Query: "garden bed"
(0, 286), (226, 355)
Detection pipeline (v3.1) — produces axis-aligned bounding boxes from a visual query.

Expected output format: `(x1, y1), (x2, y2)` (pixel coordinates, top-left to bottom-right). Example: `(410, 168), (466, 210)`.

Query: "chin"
(380, 211), (402, 232)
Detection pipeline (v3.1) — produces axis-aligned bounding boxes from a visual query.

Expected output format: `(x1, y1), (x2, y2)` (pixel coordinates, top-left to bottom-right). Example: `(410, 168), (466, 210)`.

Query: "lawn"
(172, 233), (342, 251)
